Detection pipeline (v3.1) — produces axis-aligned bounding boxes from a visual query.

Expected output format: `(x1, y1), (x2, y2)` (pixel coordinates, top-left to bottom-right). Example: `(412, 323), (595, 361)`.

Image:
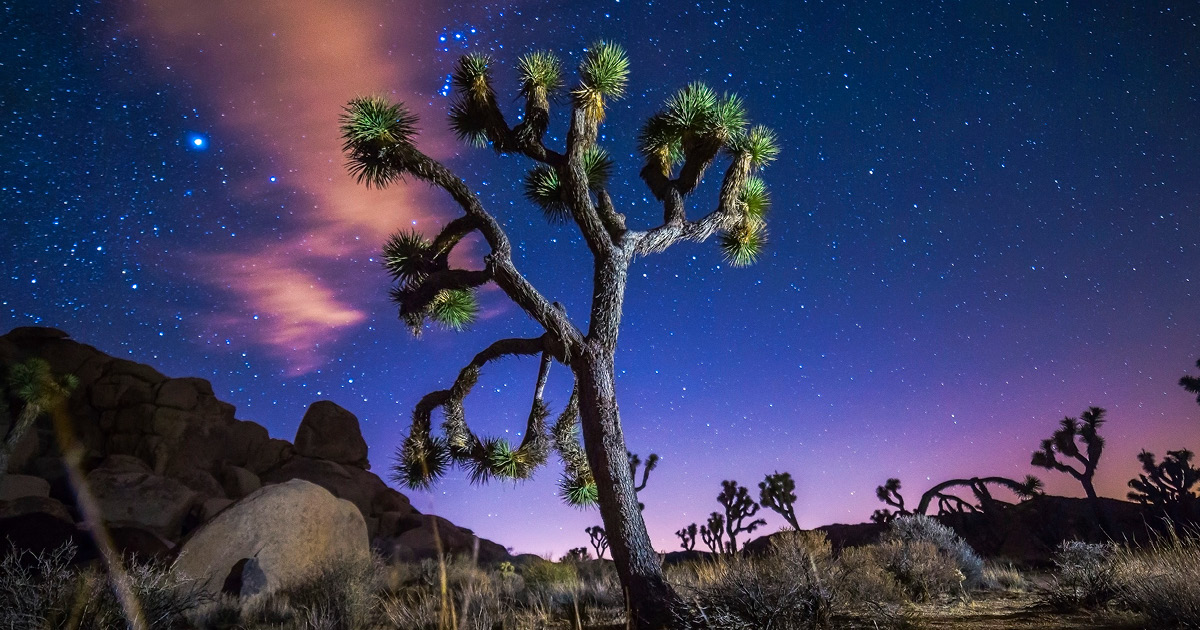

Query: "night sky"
(3, 1), (1198, 556)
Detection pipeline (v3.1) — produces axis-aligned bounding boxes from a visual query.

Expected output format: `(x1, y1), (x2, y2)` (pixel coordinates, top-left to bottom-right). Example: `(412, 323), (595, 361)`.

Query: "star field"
(2, 1), (1198, 556)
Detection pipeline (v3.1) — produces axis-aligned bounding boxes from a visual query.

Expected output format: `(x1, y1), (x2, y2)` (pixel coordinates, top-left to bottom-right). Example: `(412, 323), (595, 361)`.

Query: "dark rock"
(294, 401), (369, 468)
(87, 455), (198, 541)
(220, 465), (261, 499)
(0, 495), (73, 522)
(0, 474), (50, 501)
(260, 456), (386, 519)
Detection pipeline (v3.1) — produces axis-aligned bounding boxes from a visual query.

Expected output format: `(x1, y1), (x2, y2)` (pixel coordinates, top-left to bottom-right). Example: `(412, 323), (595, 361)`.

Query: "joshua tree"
(699, 512), (725, 554)
(586, 525), (609, 560)
(758, 470), (800, 530)
(1, 358), (77, 478)
(1127, 449), (1200, 514)
(872, 477), (909, 522)
(1031, 407), (1107, 500)
(915, 475), (1043, 516)
(341, 41), (778, 626)
(629, 451), (659, 509)
(1182, 359), (1200, 406)
(717, 479), (767, 552)
(563, 547), (591, 563)
(675, 523), (697, 551)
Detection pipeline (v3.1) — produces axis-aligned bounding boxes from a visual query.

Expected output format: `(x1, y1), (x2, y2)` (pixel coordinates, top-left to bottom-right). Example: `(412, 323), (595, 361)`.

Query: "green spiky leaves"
(739, 176), (770, 221)
(428, 288), (479, 331)
(393, 434), (451, 489)
(340, 96), (420, 188)
(575, 41), (629, 121)
(523, 146), (612, 222)
(452, 53), (495, 100)
(664, 83), (746, 144)
(732, 124), (780, 170)
(381, 229), (432, 287)
(720, 219), (768, 267)
(560, 471), (599, 508)
(518, 51), (565, 101)
(6, 358), (77, 410)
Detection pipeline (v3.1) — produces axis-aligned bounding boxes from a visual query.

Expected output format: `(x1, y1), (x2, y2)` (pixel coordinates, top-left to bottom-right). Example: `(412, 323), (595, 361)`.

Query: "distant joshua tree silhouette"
(915, 475), (1043, 515)
(699, 512), (725, 554)
(758, 470), (801, 530)
(563, 547), (590, 563)
(717, 479), (766, 553)
(1181, 359), (1200, 406)
(1031, 406), (1107, 501)
(871, 478), (909, 523)
(1127, 449), (1200, 516)
(871, 475), (1041, 522)
(585, 525), (609, 560)
(675, 523), (697, 552)
(1, 358), (77, 478)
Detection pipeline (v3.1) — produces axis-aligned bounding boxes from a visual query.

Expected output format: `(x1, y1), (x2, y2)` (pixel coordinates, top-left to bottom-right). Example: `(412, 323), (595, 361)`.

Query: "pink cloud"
(128, 0), (460, 374)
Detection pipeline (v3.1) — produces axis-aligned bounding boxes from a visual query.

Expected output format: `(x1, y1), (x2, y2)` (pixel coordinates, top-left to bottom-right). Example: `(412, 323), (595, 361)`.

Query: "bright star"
(185, 132), (209, 151)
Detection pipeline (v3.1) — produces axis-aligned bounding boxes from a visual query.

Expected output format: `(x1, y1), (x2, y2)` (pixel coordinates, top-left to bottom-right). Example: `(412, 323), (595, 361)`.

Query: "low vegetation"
(6, 523), (1200, 629)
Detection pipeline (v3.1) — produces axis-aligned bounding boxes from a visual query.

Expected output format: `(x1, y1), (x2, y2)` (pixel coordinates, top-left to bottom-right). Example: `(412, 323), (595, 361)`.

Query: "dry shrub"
(980, 561), (1027, 592)
(1039, 541), (1118, 612)
(669, 531), (835, 630)
(885, 514), (983, 589)
(870, 540), (965, 602)
(1112, 530), (1200, 627)
(0, 541), (206, 630)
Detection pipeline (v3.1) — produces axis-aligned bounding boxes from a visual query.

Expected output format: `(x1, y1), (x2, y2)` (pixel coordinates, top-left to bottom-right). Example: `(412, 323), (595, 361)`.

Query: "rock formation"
(0, 327), (510, 570)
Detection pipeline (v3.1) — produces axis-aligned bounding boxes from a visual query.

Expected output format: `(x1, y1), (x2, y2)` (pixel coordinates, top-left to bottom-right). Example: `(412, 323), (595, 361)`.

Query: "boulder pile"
(0, 327), (509, 578)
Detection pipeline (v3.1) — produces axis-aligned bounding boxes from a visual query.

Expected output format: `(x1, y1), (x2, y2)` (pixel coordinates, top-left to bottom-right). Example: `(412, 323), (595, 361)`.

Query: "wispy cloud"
(130, 0), (452, 374)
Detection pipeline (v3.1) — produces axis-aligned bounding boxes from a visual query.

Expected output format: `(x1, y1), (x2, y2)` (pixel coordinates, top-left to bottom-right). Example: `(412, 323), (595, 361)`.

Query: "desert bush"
(885, 514), (983, 589)
(669, 532), (834, 630)
(870, 539), (965, 602)
(0, 541), (206, 630)
(1113, 531), (1200, 627)
(1039, 540), (1118, 612)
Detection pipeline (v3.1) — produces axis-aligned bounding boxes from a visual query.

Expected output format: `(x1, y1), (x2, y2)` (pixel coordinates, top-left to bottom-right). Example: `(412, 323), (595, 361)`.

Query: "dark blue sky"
(3, 1), (1198, 555)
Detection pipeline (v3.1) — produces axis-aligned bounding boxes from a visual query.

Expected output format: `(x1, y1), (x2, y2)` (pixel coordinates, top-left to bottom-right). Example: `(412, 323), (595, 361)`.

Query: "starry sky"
(3, 1), (1199, 557)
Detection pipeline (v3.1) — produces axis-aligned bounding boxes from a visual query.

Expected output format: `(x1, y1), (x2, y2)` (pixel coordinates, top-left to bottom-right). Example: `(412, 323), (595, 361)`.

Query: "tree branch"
(631, 151), (751, 257)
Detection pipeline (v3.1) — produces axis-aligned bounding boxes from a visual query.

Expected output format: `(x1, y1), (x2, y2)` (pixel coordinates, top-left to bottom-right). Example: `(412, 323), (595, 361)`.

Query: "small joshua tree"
(1, 359), (77, 478)
(563, 547), (591, 563)
(699, 512), (725, 554)
(872, 477), (908, 523)
(675, 523), (697, 552)
(717, 479), (766, 553)
(586, 525), (609, 560)
(1181, 359), (1200, 406)
(341, 41), (779, 626)
(629, 451), (659, 509)
(758, 470), (800, 530)
(1031, 407), (1107, 501)
(1127, 449), (1200, 514)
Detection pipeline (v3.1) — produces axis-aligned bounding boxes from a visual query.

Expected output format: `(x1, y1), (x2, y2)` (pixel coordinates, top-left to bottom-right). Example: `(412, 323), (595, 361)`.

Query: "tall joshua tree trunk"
(577, 349), (680, 625)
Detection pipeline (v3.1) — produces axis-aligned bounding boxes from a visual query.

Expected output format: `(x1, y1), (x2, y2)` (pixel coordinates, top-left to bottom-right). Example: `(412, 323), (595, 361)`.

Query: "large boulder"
(86, 455), (198, 541)
(174, 479), (369, 600)
(0, 474), (51, 501)
(260, 456), (387, 521)
(293, 401), (369, 468)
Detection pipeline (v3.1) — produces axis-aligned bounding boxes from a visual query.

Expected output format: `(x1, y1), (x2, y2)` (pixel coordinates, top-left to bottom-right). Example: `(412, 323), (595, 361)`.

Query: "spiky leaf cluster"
(6, 358), (77, 410)
(428, 289), (479, 331)
(719, 220), (767, 267)
(517, 51), (564, 101)
(575, 41), (629, 121)
(448, 53), (498, 148)
(730, 125), (780, 169)
(523, 146), (611, 223)
(560, 470), (599, 508)
(382, 229), (433, 288)
(340, 96), (420, 188)
(393, 434), (451, 489)
(638, 83), (747, 177)
(1017, 475), (1045, 498)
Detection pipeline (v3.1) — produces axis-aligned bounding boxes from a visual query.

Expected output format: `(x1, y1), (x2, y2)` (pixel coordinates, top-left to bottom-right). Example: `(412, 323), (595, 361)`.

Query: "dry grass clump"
(0, 541), (206, 630)
(1037, 541), (1119, 612)
(1112, 530), (1200, 627)
(979, 561), (1028, 592)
